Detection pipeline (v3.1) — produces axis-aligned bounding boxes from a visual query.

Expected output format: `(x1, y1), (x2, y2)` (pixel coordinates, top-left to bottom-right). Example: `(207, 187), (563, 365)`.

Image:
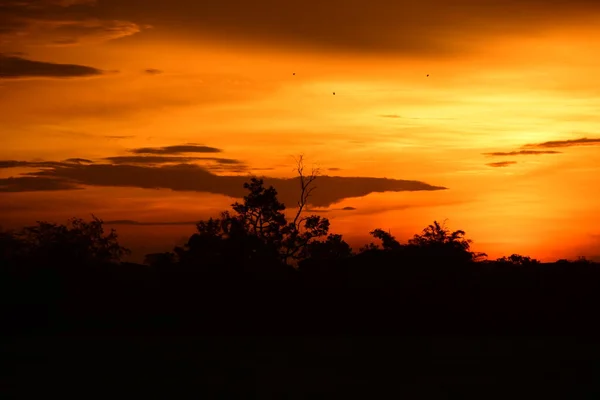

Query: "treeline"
(1, 174), (599, 336)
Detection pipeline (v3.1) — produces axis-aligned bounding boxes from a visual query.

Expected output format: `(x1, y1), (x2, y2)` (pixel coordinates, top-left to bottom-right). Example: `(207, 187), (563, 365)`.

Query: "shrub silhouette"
(2, 215), (129, 268)
(496, 254), (541, 266)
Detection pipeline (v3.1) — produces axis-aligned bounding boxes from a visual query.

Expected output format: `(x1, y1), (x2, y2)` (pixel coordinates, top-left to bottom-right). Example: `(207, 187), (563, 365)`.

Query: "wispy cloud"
(523, 137), (600, 149)
(0, 176), (81, 192)
(129, 144), (222, 155)
(483, 150), (562, 156)
(105, 135), (134, 140)
(47, 0), (97, 7)
(487, 161), (517, 168)
(0, 54), (104, 79)
(0, 160), (73, 168)
(0, 0), (143, 47)
(1, 0), (97, 9)
(306, 206), (357, 213)
(103, 156), (245, 167)
(26, 18), (142, 46)
(104, 220), (198, 226)
(64, 158), (93, 164)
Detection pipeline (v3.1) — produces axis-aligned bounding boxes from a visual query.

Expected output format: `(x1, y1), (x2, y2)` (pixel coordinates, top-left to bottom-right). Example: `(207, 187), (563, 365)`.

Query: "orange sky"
(1, 0), (600, 262)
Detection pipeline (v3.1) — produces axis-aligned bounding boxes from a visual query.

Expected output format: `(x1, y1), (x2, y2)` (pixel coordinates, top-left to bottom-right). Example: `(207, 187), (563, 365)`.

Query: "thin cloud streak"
(105, 220), (198, 226)
(0, 54), (104, 79)
(0, 176), (81, 192)
(129, 145), (223, 155)
(487, 161), (517, 168)
(483, 150), (562, 156)
(523, 137), (600, 149)
(104, 156), (245, 166)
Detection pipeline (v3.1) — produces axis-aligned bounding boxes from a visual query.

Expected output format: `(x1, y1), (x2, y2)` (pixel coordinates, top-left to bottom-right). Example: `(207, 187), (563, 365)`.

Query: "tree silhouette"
(409, 220), (467, 248)
(281, 156), (330, 263)
(304, 233), (353, 261)
(369, 229), (402, 251)
(496, 254), (540, 266)
(232, 178), (288, 247)
(12, 215), (129, 266)
(408, 220), (486, 262)
(173, 210), (272, 270)
(174, 157), (332, 268)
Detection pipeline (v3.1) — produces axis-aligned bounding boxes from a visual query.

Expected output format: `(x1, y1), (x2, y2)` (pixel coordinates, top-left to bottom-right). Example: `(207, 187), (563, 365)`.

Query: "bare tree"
(281, 155), (329, 264)
(291, 154), (320, 230)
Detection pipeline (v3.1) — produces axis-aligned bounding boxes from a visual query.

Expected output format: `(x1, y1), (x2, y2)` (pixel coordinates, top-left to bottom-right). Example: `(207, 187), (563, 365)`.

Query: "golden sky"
(1, 0), (600, 262)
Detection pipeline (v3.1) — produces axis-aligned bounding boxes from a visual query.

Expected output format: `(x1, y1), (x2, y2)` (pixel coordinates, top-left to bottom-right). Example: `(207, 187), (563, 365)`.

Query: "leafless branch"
(291, 155), (319, 230)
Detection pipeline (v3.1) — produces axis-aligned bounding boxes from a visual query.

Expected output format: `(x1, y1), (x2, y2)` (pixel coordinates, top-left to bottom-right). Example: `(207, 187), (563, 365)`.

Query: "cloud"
(144, 69), (163, 75)
(379, 114), (457, 121)
(250, 167), (276, 171)
(24, 19), (142, 46)
(129, 144), (223, 155)
(47, 0), (97, 6)
(0, 176), (81, 192)
(0, 54), (104, 79)
(103, 156), (245, 167)
(306, 206), (358, 213)
(487, 161), (517, 168)
(3, 0), (98, 7)
(0, 0), (142, 46)
(0, 154), (247, 173)
(3, 159), (446, 207)
(523, 137), (600, 149)
(1, 0), (96, 8)
(105, 135), (134, 140)
(75, 0), (600, 56)
(64, 158), (93, 163)
(483, 150), (562, 156)
(0, 160), (71, 169)
(104, 220), (197, 226)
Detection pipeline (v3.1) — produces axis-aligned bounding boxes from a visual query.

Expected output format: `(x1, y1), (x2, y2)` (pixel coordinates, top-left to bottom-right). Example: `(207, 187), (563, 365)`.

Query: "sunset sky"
(1, 0), (600, 262)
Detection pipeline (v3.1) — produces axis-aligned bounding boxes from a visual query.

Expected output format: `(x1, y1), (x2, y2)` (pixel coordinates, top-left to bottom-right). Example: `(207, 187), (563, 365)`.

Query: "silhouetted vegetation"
(3, 161), (600, 396)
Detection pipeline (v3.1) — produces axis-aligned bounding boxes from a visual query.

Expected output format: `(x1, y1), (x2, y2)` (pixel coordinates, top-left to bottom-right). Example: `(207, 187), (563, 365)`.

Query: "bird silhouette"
(333, 92), (335, 95)
(427, 74), (429, 77)
(293, 73), (295, 75)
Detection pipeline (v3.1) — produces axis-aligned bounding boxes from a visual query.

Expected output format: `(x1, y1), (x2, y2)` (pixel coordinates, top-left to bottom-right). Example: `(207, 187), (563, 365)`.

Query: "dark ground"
(3, 334), (600, 398)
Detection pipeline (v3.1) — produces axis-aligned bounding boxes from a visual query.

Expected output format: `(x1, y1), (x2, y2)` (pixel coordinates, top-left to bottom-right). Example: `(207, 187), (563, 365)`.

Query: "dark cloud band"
(129, 145), (223, 155)
(523, 137), (600, 149)
(0, 158), (446, 207)
(0, 54), (104, 79)
(483, 150), (562, 156)
(487, 161), (517, 167)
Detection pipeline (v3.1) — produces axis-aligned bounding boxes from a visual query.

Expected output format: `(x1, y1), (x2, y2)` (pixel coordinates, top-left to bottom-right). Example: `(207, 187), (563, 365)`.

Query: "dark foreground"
(3, 259), (600, 398)
(4, 335), (600, 398)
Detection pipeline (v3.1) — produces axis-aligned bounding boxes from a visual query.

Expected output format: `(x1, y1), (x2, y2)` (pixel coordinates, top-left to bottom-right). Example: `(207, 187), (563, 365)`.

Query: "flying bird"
(333, 92), (335, 95)
(293, 72), (295, 75)
(427, 74), (429, 77)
